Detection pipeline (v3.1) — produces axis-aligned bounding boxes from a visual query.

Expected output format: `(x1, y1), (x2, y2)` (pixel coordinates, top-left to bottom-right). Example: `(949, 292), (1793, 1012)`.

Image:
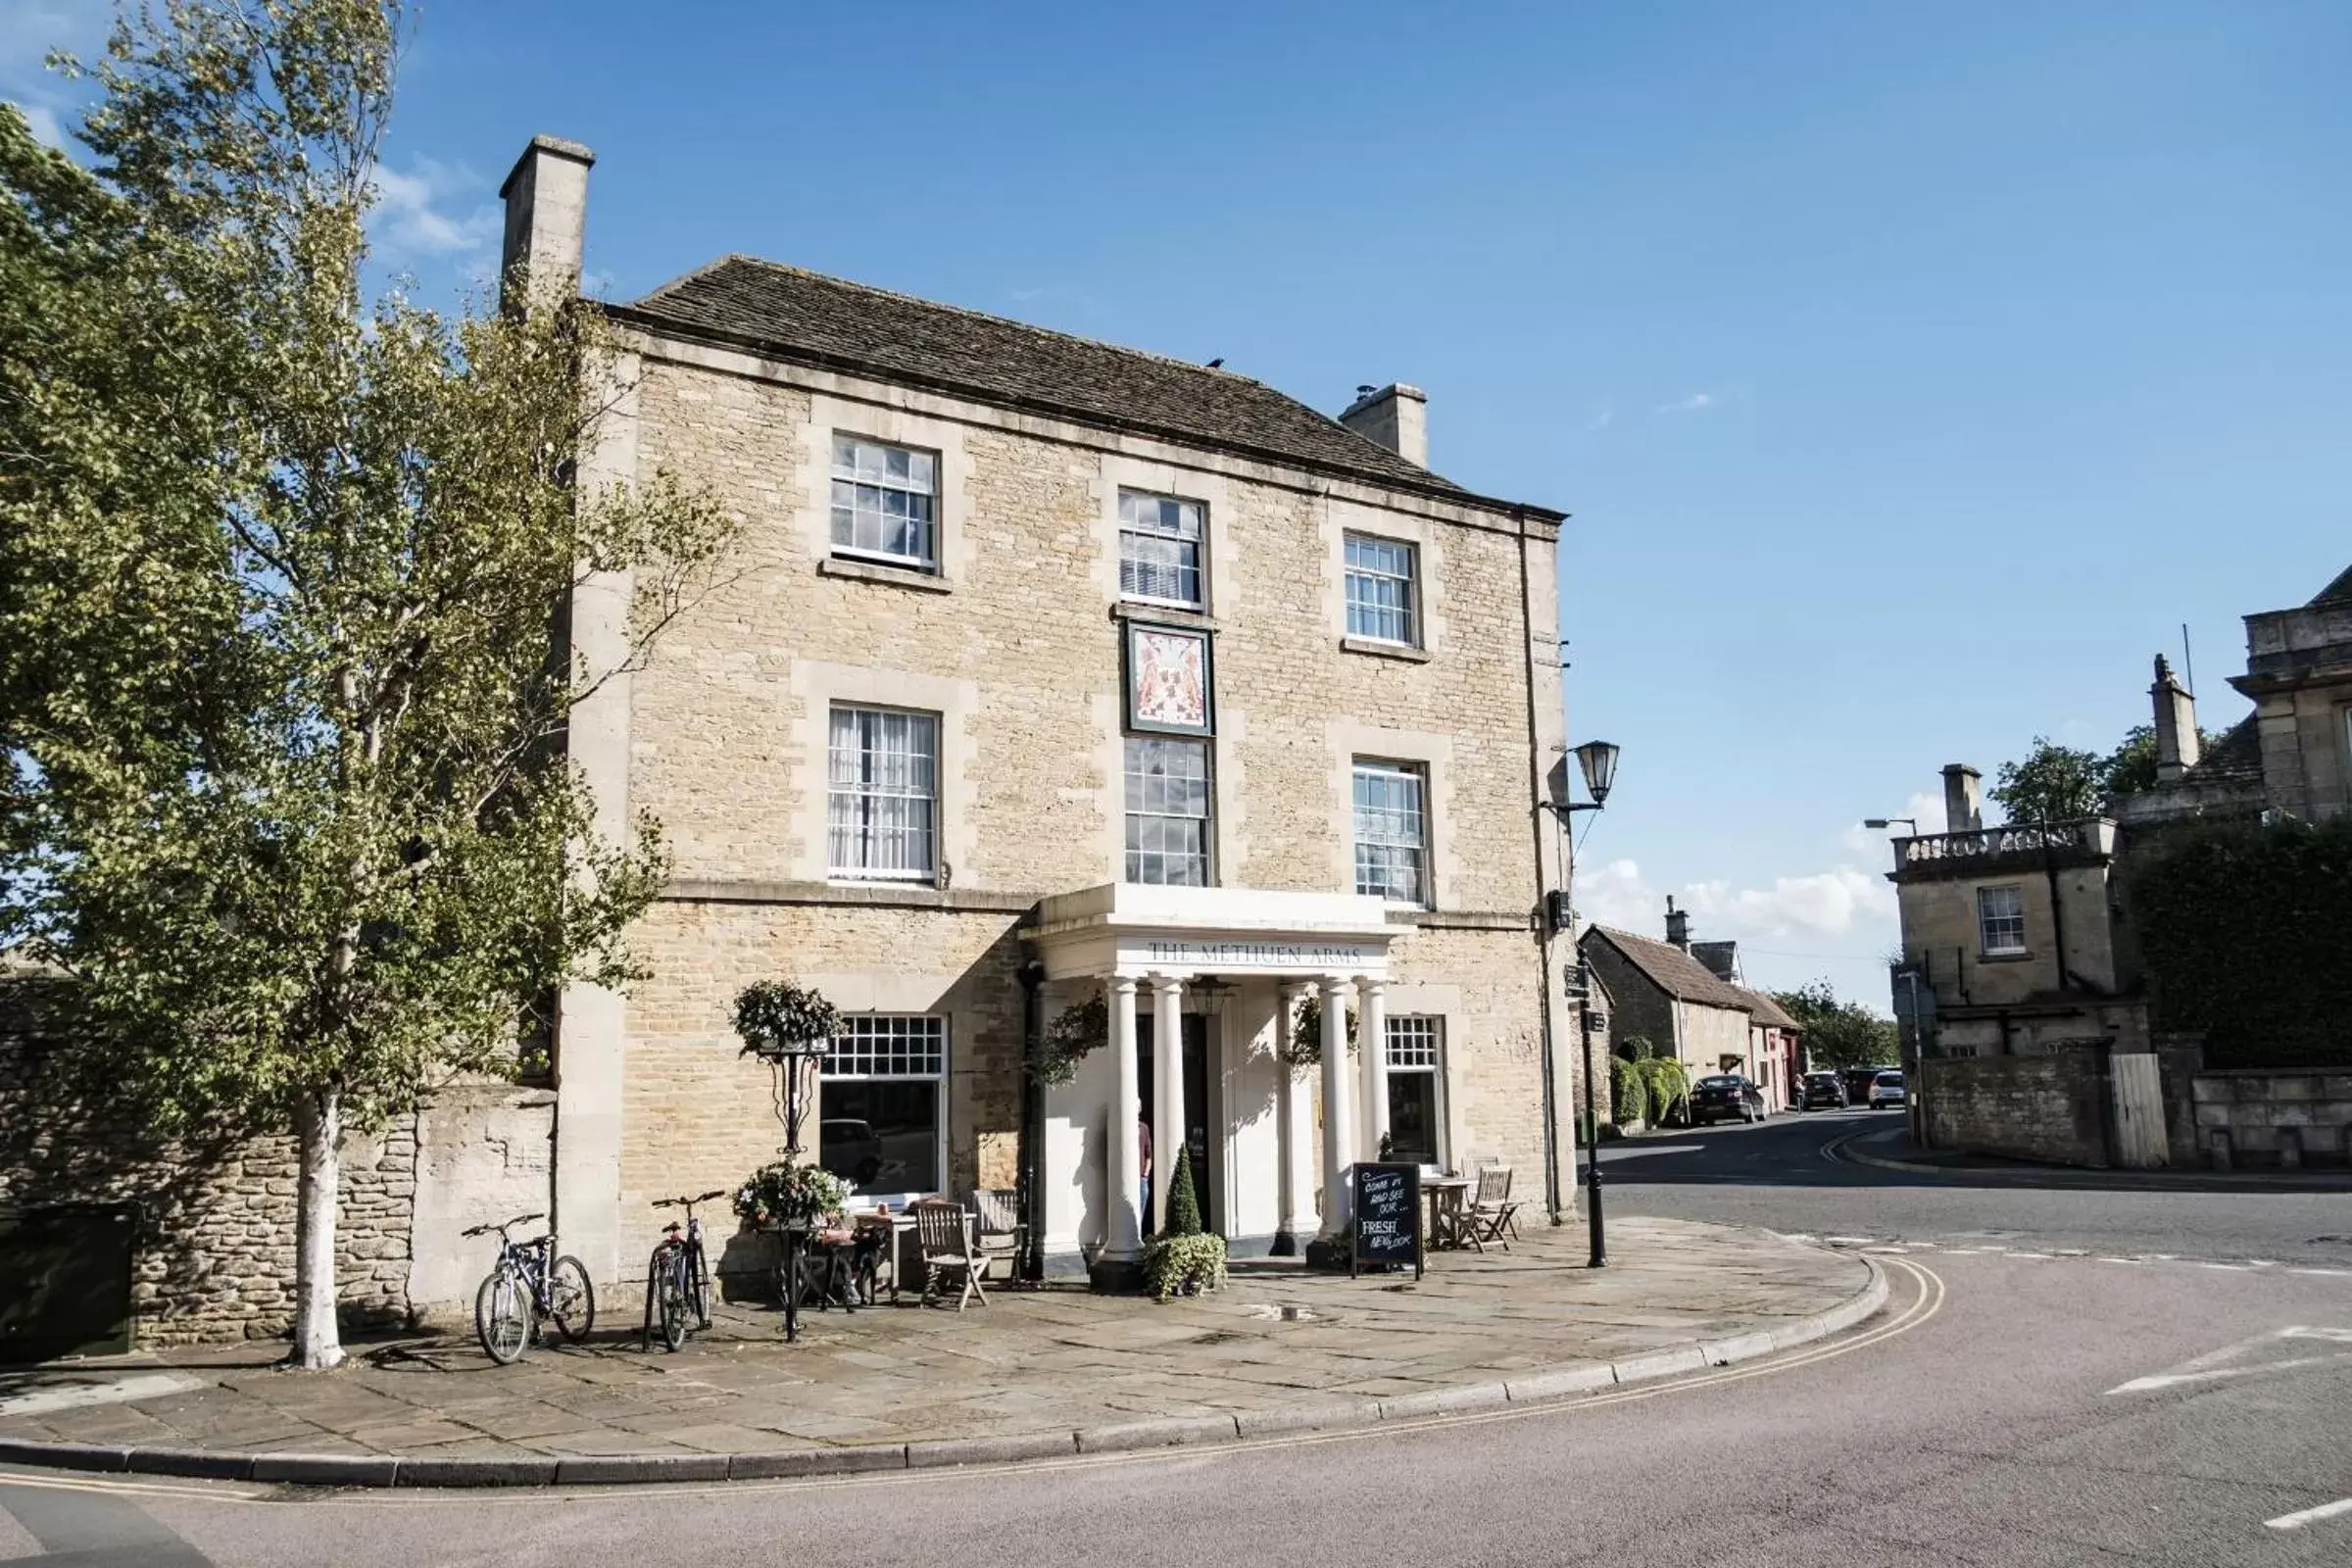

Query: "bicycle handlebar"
(652, 1190), (729, 1208)
(460, 1210), (548, 1238)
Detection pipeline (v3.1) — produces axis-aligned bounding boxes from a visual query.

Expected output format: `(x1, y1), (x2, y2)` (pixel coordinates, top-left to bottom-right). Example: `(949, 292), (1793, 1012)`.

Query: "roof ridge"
(647, 253), (1292, 394)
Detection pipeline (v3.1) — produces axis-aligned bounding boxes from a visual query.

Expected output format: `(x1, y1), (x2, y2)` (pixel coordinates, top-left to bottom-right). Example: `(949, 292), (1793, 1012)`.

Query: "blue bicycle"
(645, 1190), (723, 1351)
(466, 1211), (595, 1365)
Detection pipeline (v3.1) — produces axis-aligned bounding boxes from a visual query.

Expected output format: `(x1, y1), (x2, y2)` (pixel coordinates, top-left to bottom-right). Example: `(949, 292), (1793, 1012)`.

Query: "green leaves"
(0, 1), (730, 1141)
(1770, 980), (1898, 1070)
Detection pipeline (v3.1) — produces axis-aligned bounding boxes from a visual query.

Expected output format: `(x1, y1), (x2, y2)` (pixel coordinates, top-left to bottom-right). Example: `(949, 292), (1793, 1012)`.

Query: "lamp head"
(1572, 739), (1620, 807)
(1863, 818), (1891, 830)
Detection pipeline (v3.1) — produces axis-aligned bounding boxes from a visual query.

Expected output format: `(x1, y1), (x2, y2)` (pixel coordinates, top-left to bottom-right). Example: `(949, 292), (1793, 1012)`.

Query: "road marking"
(0, 1372), (199, 1418)
(2266, 1496), (2352, 1531)
(2108, 1325), (2352, 1394)
(2291, 1267), (2352, 1278)
(1823, 1235), (1876, 1247)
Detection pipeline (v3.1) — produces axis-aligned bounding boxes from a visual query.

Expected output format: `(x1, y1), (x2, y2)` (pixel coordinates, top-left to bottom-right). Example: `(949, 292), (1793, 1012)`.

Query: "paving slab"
(0, 1216), (1875, 1483)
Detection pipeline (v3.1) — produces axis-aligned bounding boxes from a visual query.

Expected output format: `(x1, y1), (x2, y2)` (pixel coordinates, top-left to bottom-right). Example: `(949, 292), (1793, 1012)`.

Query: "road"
(5, 1110), (2348, 1567)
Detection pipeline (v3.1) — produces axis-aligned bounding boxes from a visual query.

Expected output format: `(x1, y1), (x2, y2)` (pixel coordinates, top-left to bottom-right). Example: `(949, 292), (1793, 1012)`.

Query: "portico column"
(1151, 975), (1185, 1235)
(1104, 976), (1142, 1261)
(1317, 974), (1355, 1239)
(1272, 983), (1309, 1254)
(1359, 977), (1391, 1158)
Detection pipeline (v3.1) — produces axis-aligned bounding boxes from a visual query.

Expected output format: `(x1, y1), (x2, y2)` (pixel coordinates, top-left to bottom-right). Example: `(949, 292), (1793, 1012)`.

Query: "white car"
(1868, 1069), (1907, 1109)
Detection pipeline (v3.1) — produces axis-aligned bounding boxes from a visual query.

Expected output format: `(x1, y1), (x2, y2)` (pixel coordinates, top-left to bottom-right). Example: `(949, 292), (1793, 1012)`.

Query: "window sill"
(1342, 635), (1432, 663)
(820, 557), (954, 594)
(1112, 601), (1217, 630)
(1979, 951), (2035, 963)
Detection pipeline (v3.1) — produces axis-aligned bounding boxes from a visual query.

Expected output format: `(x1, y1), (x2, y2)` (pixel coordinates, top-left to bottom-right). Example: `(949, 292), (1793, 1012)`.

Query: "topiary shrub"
(1642, 1058), (1691, 1126)
(1143, 1144), (1226, 1298)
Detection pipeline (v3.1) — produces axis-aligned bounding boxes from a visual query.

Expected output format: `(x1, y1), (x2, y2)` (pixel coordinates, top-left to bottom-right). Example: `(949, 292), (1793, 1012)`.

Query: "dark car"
(1840, 1067), (1884, 1107)
(1690, 1074), (1768, 1126)
(1800, 1071), (1848, 1110)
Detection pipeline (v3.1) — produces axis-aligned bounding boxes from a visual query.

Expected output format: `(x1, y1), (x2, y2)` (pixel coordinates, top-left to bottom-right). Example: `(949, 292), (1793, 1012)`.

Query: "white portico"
(1030, 883), (1405, 1282)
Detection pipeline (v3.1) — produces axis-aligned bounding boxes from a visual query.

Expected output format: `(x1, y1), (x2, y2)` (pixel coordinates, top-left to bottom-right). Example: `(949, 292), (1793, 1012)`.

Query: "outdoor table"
(1422, 1174), (1471, 1250)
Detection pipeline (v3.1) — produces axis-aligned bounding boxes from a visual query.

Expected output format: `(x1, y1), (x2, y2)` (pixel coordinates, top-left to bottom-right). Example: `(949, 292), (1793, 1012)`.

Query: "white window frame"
(1345, 532), (1420, 646)
(1124, 735), (1213, 887)
(1118, 489), (1208, 611)
(821, 1014), (948, 1209)
(1977, 884), (2028, 956)
(1352, 759), (1430, 906)
(830, 434), (941, 572)
(1384, 1015), (1446, 1167)
(826, 705), (939, 882)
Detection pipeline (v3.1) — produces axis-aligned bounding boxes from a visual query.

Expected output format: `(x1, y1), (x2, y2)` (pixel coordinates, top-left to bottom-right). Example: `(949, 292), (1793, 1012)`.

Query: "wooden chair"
(1462, 1165), (1519, 1252)
(967, 1187), (1026, 1284)
(912, 1197), (990, 1311)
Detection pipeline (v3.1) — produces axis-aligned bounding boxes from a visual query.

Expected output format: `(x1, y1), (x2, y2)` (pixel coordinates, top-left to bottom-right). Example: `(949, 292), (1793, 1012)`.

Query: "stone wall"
(1919, 1048), (2111, 1167)
(2191, 1069), (2352, 1169)
(1, 979), (552, 1346)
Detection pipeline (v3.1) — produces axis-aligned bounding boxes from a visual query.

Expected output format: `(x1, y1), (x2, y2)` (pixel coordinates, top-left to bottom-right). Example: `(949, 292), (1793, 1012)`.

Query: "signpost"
(1350, 1161), (1424, 1279)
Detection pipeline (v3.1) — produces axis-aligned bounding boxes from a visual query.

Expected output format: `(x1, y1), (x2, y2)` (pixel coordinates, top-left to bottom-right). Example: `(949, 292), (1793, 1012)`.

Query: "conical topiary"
(1164, 1143), (1203, 1238)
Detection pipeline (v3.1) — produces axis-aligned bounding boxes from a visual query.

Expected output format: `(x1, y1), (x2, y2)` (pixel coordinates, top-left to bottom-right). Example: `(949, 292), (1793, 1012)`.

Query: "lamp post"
(1543, 739), (1619, 1269)
(1862, 816), (1917, 834)
(744, 1032), (829, 1343)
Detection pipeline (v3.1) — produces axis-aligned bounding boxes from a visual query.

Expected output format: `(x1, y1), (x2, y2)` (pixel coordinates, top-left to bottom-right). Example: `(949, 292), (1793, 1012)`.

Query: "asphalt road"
(6, 1112), (2348, 1567)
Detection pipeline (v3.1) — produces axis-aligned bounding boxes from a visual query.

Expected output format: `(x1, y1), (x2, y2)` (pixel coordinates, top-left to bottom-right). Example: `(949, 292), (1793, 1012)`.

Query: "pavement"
(0, 1214), (1878, 1487)
(8, 1114), (2349, 1567)
(1833, 1122), (2352, 1191)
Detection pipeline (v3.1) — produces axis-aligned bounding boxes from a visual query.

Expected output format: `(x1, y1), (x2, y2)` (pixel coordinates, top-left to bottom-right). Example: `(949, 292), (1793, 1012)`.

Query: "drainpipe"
(1514, 508), (1563, 1226)
(1017, 958), (1046, 1283)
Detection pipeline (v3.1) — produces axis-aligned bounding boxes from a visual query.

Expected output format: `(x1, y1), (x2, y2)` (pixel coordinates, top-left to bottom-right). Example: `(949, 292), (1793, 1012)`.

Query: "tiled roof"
(2184, 713), (2263, 784)
(607, 256), (1558, 516)
(2311, 563), (2352, 608)
(1736, 987), (1801, 1030)
(1582, 927), (1754, 1011)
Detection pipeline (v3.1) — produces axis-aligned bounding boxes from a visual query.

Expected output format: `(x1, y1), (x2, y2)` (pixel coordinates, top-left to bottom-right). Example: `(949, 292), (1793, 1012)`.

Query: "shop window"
(1386, 1015), (1445, 1166)
(820, 1015), (946, 1201)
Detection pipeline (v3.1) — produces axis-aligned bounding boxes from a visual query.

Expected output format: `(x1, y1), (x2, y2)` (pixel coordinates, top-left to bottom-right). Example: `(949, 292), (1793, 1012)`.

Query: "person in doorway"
(1139, 1117), (1152, 1235)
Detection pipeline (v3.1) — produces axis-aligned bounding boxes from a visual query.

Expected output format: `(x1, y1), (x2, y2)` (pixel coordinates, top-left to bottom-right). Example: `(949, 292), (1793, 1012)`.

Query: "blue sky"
(8, 2), (2348, 1007)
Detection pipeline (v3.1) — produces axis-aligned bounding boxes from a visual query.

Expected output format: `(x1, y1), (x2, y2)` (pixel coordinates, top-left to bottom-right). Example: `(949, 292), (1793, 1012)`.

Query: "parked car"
(1690, 1074), (1768, 1126)
(1840, 1066), (1885, 1107)
(1800, 1071), (1849, 1110)
(1869, 1069), (1908, 1109)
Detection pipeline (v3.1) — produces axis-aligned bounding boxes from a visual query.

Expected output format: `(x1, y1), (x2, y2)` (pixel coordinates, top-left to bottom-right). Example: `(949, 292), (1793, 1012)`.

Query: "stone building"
(507, 136), (1585, 1290)
(1578, 903), (1793, 1108)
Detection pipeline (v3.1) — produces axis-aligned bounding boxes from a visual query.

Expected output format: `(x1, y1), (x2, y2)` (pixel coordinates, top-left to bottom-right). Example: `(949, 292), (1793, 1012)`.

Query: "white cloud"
(1585, 407), (1614, 432)
(1654, 392), (1714, 415)
(1576, 858), (1659, 935)
(367, 159), (500, 265)
(1680, 867), (1894, 941)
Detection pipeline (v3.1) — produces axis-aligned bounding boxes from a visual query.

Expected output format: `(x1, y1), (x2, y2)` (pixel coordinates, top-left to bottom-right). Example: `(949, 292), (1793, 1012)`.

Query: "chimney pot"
(1339, 382), (1429, 468)
(1664, 896), (1690, 952)
(2150, 655), (2201, 784)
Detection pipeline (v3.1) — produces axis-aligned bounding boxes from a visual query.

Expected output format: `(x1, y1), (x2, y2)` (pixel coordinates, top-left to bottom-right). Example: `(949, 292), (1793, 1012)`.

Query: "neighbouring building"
(1579, 902), (1796, 1109)
(517, 136), (1585, 1290)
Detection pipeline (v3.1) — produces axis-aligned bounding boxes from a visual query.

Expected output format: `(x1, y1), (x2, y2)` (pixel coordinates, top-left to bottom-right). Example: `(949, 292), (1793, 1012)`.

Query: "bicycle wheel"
(475, 1266), (531, 1365)
(547, 1254), (596, 1343)
(686, 1245), (711, 1330)
(657, 1253), (688, 1352)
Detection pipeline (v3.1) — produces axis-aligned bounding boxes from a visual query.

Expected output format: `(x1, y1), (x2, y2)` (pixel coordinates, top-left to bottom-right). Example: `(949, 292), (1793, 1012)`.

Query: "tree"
(0, 3), (727, 1367)
(1989, 738), (2103, 823)
(2099, 722), (2229, 800)
(1771, 980), (1897, 1070)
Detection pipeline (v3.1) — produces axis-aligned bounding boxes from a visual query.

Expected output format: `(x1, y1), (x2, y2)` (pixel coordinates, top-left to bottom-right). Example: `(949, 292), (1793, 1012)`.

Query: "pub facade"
(508, 136), (1582, 1288)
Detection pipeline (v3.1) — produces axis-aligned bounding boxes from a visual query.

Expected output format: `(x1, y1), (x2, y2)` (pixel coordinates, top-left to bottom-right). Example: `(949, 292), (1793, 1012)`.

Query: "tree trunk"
(290, 1086), (346, 1370)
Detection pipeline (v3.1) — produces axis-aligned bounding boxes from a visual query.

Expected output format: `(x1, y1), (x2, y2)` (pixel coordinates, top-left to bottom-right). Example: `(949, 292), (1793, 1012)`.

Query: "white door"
(2110, 1053), (2169, 1169)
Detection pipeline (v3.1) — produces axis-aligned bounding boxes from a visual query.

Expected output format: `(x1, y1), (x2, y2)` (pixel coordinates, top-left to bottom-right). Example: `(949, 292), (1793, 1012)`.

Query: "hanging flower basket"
(733, 1159), (849, 1231)
(733, 979), (842, 1058)
(1281, 992), (1359, 1067)
(1031, 995), (1108, 1086)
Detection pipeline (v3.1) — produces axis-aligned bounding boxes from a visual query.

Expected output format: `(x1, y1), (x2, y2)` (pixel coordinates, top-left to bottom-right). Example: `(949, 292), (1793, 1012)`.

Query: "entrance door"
(1138, 1013), (1218, 1236)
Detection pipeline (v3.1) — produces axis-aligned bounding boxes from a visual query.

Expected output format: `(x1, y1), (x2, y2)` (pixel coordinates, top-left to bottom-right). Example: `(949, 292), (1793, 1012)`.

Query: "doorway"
(1138, 1012), (1218, 1236)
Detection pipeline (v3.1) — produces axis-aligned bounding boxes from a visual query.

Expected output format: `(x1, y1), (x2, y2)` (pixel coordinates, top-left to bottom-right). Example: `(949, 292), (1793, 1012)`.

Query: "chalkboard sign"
(1351, 1162), (1424, 1278)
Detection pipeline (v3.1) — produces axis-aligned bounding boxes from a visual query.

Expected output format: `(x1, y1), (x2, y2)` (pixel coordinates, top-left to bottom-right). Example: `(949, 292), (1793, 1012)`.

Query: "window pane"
(828, 706), (939, 879)
(1352, 761), (1428, 904)
(1345, 534), (1419, 644)
(828, 435), (939, 568)
(1118, 490), (1205, 607)
(1124, 737), (1211, 886)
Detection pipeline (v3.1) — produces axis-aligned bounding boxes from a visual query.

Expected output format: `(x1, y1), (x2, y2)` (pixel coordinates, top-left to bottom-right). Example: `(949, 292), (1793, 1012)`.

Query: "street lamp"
(1540, 738), (1620, 1268)
(1862, 816), (1917, 833)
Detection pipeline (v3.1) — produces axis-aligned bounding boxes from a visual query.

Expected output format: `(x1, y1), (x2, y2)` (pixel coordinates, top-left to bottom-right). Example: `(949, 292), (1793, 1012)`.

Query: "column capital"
(1318, 973), (1351, 999)
(1355, 976), (1388, 998)
(1107, 974), (1139, 996)
(1150, 972), (1186, 996)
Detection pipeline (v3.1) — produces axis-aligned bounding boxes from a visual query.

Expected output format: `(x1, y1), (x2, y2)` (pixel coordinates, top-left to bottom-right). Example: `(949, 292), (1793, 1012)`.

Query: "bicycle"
(464, 1211), (595, 1365)
(645, 1189), (725, 1351)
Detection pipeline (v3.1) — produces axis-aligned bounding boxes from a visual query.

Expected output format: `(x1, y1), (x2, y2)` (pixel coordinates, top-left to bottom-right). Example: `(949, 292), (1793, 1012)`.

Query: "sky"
(7, 2), (2348, 1010)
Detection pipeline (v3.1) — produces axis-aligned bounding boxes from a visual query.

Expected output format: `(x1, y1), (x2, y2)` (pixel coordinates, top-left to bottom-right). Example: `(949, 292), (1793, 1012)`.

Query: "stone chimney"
(1664, 896), (1690, 952)
(1339, 383), (1429, 467)
(1941, 763), (1983, 832)
(2150, 654), (2201, 783)
(499, 134), (596, 315)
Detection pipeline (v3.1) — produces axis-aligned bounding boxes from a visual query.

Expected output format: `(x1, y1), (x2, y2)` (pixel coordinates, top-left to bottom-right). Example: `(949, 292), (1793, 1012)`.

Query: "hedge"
(2124, 813), (2352, 1069)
